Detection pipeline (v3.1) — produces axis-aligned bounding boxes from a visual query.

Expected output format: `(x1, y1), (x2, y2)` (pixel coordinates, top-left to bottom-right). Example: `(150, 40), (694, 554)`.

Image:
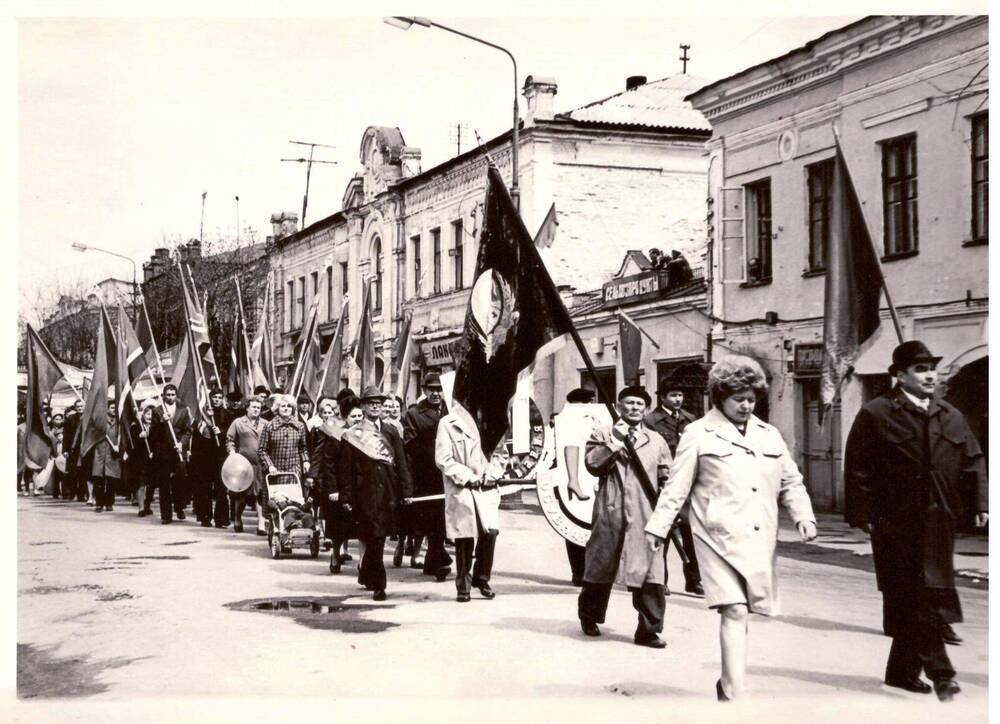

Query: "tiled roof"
(559, 74), (712, 132)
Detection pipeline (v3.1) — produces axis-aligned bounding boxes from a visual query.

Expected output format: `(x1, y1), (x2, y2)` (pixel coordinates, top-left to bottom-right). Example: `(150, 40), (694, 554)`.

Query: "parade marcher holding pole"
(61, 398), (85, 501)
(644, 379), (704, 596)
(191, 387), (230, 528)
(577, 385), (672, 648)
(402, 373), (452, 581)
(150, 383), (193, 524)
(132, 401), (156, 517)
(87, 401), (122, 513)
(844, 341), (988, 702)
(225, 396), (266, 533)
(317, 395), (362, 574)
(645, 356), (817, 701)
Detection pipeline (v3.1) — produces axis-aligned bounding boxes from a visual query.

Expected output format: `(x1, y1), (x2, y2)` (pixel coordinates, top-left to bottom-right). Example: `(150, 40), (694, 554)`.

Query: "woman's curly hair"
(708, 355), (768, 408)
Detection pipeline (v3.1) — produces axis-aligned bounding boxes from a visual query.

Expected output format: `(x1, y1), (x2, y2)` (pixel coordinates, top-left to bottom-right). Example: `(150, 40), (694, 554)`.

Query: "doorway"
(800, 380), (842, 511)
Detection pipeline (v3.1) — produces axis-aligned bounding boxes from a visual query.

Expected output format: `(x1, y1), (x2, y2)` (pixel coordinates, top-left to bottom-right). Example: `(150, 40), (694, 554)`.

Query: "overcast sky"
(16, 13), (867, 321)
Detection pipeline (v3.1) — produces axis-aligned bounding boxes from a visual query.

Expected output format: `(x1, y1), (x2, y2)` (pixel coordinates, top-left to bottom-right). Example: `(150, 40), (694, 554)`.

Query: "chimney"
(400, 147), (422, 178)
(270, 212), (299, 241)
(522, 75), (558, 126)
(143, 247), (172, 281)
(626, 75), (647, 91)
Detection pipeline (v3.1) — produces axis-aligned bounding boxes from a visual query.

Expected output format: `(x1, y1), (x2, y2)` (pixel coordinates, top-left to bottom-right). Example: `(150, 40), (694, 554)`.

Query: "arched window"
(372, 236), (383, 314)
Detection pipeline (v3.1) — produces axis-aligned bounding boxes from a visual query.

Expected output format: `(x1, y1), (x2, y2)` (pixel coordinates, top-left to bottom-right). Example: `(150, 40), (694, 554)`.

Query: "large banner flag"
(453, 165), (575, 455)
(391, 311), (413, 401)
(24, 324), (70, 469)
(617, 310), (643, 387)
(250, 275), (277, 390)
(117, 301), (154, 451)
(821, 131), (885, 408)
(80, 306), (116, 458)
(289, 296), (322, 399)
(135, 294), (161, 378)
(178, 263), (217, 431)
(352, 278), (376, 390)
(315, 297), (349, 403)
(229, 278), (254, 399)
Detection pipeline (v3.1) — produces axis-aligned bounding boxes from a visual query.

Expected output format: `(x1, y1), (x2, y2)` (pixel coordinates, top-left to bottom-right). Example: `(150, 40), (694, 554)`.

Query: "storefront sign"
(602, 270), (669, 307)
(794, 343), (824, 376)
(420, 337), (464, 368)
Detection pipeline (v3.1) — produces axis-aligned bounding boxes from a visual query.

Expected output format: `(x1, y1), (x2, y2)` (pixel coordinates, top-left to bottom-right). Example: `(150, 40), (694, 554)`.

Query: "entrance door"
(800, 380), (842, 511)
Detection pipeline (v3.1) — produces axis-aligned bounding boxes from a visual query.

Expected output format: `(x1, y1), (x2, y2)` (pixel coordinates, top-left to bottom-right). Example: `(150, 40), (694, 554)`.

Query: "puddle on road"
(227, 596), (399, 633)
(23, 584), (101, 595)
(18, 643), (140, 699)
(110, 555), (191, 561)
(28, 541), (62, 546)
(164, 540), (199, 546)
(97, 591), (135, 601)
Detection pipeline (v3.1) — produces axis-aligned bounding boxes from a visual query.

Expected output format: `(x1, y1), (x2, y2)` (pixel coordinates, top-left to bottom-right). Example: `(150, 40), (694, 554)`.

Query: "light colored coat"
(435, 410), (508, 540)
(584, 424), (671, 587)
(645, 408), (815, 615)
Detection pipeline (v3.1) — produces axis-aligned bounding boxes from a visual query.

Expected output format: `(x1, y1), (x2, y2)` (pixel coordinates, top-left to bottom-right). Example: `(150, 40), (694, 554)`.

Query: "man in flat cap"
(845, 340), (988, 702)
(578, 385), (672, 648)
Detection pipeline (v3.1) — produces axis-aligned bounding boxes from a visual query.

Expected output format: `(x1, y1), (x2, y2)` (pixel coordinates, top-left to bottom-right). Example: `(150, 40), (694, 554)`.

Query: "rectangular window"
(972, 113), (988, 243)
(745, 179), (772, 282)
(340, 262), (349, 298)
(395, 243), (405, 314)
(451, 220), (464, 290)
(310, 271), (319, 310)
(411, 235), (422, 298)
(881, 134), (918, 256)
(286, 280), (295, 331)
(297, 276), (305, 328)
(326, 266), (333, 320)
(806, 160), (834, 272)
(432, 227), (442, 294)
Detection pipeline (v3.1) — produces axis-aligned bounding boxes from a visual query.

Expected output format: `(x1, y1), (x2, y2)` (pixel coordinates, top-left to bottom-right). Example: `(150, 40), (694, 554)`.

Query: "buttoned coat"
(644, 406), (696, 456)
(844, 387), (987, 635)
(583, 424), (671, 588)
(226, 414), (267, 493)
(90, 428), (122, 480)
(403, 399), (447, 537)
(435, 411), (509, 539)
(645, 408), (815, 615)
(341, 419), (412, 538)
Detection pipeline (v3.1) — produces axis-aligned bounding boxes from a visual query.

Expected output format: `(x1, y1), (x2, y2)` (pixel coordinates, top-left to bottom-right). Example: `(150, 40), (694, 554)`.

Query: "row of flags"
(25, 125), (886, 475)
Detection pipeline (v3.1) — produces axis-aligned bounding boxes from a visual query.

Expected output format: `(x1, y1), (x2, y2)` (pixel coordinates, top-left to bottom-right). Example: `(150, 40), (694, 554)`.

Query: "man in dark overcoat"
(845, 340), (988, 702)
(61, 398), (85, 500)
(402, 372), (452, 581)
(191, 388), (231, 527)
(341, 386), (413, 600)
(644, 380), (703, 596)
(150, 384), (193, 524)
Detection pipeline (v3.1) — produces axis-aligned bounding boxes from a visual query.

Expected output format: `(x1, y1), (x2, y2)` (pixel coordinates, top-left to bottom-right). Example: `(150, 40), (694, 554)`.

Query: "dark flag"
(316, 297), (349, 402)
(178, 265), (216, 431)
(453, 165), (574, 455)
(352, 278), (376, 389)
(250, 276), (277, 390)
(24, 324), (69, 469)
(391, 311), (413, 401)
(821, 132), (886, 407)
(80, 306), (116, 459)
(617, 310), (643, 386)
(289, 297), (322, 400)
(230, 278), (254, 399)
(135, 294), (161, 380)
(116, 302), (150, 451)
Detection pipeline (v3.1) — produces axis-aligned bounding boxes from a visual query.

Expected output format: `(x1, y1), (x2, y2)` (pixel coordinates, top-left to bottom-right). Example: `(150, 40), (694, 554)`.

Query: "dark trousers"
(50, 471), (61, 499)
(359, 536), (387, 591)
(886, 607), (955, 682)
(566, 541), (586, 584)
(664, 517), (701, 587)
(93, 476), (118, 508)
(212, 482), (230, 526)
(143, 482), (156, 511)
(454, 530), (497, 594)
(578, 581), (666, 641)
(62, 466), (77, 499)
(231, 491), (250, 526)
(422, 534), (452, 575)
(156, 468), (186, 522)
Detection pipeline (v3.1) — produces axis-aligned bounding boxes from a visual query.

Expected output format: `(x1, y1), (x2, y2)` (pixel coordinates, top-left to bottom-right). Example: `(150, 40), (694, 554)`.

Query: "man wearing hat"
(845, 340), (988, 702)
(190, 387), (232, 527)
(402, 372), (453, 580)
(578, 385), (672, 648)
(644, 378), (703, 596)
(339, 386), (413, 601)
(253, 385), (275, 421)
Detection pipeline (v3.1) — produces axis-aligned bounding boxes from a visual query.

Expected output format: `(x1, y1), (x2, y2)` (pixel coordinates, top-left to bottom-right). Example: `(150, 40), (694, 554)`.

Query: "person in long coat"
(130, 402), (156, 517)
(149, 383), (193, 524)
(435, 405), (509, 603)
(258, 395), (310, 480)
(402, 373), (452, 580)
(225, 397), (267, 534)
(317, 396), (363, 574)
(340, 387), (412, 600)
(190, 388), (231, 528)
(61, 399), (84, 501)
(88, 401), (123, 513)
(845, 340), (988, 702)
(578, 386), (672, 648)
(645, 356), (816, 701)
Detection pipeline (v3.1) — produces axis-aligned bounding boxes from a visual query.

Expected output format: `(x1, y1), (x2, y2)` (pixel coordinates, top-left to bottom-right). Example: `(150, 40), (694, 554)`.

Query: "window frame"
(971, 112), (988, 244)
(805, 159), (834, 274)
(744, 178), (773, 284)
(296, 276), (306, 330)
(880, 133), (919, 259)
(372, 236), (383, 315)
(451, 219), (464, 290)
(431, 227), (442, 295)
(411, 235), (422, 298)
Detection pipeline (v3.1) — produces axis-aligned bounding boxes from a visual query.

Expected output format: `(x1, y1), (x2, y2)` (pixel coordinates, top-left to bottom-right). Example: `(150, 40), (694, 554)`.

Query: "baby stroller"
(264, 472), (322, 560)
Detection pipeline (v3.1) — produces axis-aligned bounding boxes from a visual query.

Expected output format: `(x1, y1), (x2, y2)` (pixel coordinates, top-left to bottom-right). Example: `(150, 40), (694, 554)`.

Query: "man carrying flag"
(78, 306), (118, 507)
(24, 325), (73, 497)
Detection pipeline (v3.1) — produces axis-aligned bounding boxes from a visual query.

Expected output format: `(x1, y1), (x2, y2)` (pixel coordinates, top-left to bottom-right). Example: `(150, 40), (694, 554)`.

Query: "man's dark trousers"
(455, 530), (497, 594)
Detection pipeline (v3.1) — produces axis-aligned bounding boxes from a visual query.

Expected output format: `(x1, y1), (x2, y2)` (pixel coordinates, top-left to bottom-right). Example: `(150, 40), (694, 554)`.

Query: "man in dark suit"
(191, 387), (232, 527)
(150, 383), (193, 524)
(644, 380), (703, 596)
(61, 398), (85, 501)
(845, 341), (988, 702)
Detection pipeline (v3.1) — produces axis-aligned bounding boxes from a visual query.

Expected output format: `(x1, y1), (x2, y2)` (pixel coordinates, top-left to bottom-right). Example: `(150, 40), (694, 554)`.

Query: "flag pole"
(137, 293), (183, 461)
(176, 259), (221, 446)
(617, 309), (661, 350)
(233, 276), (255, 395)
(832, 125), (904, 343)
(317, 297), (349, 400)
(117, 302), (152, 456)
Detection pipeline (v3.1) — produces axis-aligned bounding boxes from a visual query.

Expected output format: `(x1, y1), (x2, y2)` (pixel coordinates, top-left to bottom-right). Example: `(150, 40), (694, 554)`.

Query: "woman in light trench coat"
(645, 355), (817, 701)
(435, 407), (509, 602)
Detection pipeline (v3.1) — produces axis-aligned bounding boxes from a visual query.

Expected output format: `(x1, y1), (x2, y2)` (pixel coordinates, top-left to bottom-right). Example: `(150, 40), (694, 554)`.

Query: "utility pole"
(200, 191), (207, 241)
(281, 140), (337, 228)
(680, 44), (691, 74)
(235, 195), (240, 245)
(449, 122), (470, 155)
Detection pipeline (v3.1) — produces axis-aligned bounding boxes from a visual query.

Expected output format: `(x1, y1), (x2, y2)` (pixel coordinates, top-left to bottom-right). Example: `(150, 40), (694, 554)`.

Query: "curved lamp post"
(71, 242), (139, 323)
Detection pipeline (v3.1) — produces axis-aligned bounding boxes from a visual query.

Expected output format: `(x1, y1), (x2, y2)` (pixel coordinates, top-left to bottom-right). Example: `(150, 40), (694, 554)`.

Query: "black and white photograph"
(10, 6), (990, 722)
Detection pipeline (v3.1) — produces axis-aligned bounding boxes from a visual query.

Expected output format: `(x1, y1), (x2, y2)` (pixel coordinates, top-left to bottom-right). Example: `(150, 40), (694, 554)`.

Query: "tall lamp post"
(384, 16), (520, 212)
(71, 242), (139, 324)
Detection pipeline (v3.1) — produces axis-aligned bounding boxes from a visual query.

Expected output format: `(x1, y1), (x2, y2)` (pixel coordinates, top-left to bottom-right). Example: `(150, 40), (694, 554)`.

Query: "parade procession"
(14, 13), (990, 719)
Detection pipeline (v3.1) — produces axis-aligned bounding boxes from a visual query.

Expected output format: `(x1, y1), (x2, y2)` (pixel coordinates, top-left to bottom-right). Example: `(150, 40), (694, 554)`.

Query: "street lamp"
(71, 242), (139, 323)
(384, 16), (520, 212)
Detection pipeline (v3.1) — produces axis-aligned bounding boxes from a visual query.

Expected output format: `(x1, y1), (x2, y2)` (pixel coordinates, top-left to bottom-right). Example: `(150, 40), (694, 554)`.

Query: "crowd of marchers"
(16, 343), (988, 705)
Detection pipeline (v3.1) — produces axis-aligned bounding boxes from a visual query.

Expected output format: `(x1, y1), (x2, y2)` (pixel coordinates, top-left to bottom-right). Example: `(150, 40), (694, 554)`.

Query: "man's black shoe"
(685, 582), (705, 596)
(943, 624), (963, 645)
(176, 511), (186, 520)
(373, 589), (387, 601)
(885, 677), (932, 694)
(571, 576), (583, 587)
(477, 582), (495, 599)
(434, 568), (450, 583)
(234, 521), (243, 533)
(161, 519), (172, 525)
(581, 621), (601, 637)
(933, 679), (960, 702)
(456, 592), (471, 602)
(634, 635), (667, 649)
(200, 521), (212, 528)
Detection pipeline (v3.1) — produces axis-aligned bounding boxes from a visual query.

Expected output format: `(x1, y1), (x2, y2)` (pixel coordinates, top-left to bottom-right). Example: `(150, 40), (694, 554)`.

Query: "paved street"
(12, 495), (988, 722)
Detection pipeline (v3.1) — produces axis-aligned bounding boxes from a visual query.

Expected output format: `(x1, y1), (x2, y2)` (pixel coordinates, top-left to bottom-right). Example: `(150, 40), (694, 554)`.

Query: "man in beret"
(845, 340), (988, 702)
(578, 385), (672, 648)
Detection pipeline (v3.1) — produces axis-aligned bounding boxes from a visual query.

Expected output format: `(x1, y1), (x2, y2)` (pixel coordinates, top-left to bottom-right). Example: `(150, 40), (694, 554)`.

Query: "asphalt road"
(10, 495), (989, 723)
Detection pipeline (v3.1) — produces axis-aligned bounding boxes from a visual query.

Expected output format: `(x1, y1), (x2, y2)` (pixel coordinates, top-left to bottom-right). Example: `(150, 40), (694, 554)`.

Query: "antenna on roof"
(680, 44), (691, 74)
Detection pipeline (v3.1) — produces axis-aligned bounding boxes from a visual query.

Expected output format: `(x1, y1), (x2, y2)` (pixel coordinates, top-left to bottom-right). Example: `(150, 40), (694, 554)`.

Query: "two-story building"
(268, 72), (713, 418)
(688, 15), (988, 514)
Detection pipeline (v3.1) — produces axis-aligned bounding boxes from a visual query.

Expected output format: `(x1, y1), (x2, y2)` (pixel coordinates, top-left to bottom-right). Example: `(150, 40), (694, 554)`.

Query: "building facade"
(268, 73), (712, 417)
(688, 15), (988, 514)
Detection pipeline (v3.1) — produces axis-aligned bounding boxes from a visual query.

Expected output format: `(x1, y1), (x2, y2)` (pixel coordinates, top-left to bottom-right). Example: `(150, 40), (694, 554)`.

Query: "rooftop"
(559, 74), (712, 133)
